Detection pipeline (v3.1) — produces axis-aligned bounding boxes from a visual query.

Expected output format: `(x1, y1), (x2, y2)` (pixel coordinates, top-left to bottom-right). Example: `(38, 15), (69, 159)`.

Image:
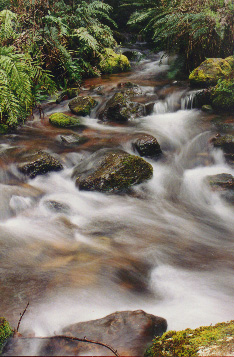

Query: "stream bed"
(1, 48), (234, 345)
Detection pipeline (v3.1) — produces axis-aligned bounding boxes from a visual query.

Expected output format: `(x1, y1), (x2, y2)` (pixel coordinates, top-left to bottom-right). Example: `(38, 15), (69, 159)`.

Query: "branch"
(16, 302), (29, 333)
(19, 335), (119, 357)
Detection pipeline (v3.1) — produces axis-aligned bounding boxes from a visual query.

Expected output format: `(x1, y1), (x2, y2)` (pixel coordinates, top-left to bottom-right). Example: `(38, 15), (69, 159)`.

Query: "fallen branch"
(19, 335), (119, 357)
(16, 302), (29, 333)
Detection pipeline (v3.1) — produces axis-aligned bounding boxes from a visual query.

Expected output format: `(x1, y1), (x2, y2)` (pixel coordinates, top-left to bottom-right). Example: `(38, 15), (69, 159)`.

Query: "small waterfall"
(154, 90), (187, 114)
(181, 90), (203, 110)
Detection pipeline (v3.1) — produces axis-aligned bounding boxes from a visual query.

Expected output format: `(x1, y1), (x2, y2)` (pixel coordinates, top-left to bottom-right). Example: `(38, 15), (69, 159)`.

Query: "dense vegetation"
(0, 0), (233, 129)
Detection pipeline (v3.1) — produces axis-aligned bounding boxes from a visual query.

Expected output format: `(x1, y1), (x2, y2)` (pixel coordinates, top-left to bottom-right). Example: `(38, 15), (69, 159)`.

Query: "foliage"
(125, 0), (234, 71)
(0, 318), (13, 352)
(145, 320), (234, 357)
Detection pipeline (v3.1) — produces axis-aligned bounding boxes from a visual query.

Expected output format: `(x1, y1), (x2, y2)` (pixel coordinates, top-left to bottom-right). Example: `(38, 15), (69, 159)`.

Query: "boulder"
(17, 151), (63, 179)
(117, 81), (143, 97)
(2, 311), (167, 356)
(69, 96), (98, 116)
(211, 78), (234, 111)
(72, 149), (153, 193)
(0, 318), (12, 353)
(146, 320), (234, 357)
(49, 113), (81, 128)
(189, 56), (234, 87)
(99, 48), (130, 74)
(132, 134), (162, 158)
(99, 92), (145, 122)
(56, 134), (88, 147)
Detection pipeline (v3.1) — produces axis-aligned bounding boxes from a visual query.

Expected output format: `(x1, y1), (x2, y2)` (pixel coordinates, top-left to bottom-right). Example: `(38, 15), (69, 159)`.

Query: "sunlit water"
(1, 50), (234, 350)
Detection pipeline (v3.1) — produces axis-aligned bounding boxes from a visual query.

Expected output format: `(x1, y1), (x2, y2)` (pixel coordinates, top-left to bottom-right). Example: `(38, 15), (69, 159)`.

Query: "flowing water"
(1, 49), (234, 344)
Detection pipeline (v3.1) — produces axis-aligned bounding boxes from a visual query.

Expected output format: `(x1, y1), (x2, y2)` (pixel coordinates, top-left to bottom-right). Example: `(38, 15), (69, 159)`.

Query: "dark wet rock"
(99, 92), (144, 122)
(189, 57), (234, 87)
(2, 311), (167, 356)
(17, 151), (63, 179)
(69, 96), (98, 116)
(44, 200), (70, 214)
(49, 113), (81, 128)
(210, 134), (234, 154)
(132, 134), (162, 158)
(206, 173), (234, 190)
(72, 149), (153, 193)
(56, 88), (80, 104)
(56, 134), (88, 147)
(144, 102), (155, 115)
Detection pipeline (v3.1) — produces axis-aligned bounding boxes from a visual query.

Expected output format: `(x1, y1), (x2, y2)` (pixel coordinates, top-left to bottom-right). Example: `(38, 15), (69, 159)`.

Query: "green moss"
(145, 321), (234, 357)
(189, 57), (234, 87)
(211, 77), (234, 111)
(0, 124), (8, 134)
(99, 48), (130, 74)
(49, 113), (81, 128)
(0, 318), (13, 352)
(69, 96), (97, 116)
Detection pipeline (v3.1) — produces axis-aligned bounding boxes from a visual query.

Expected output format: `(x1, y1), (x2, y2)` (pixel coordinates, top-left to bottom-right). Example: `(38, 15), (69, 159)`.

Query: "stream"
(1, 47), (234, 344)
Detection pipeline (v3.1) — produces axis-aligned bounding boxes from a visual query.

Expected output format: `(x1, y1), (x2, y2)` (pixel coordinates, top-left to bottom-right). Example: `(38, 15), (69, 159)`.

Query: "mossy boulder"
(211, 77), (234, 111)
(189, 57), (234, 87)
(99, 92), (145, 122)
(145, 320), (234, 357)
(132, 134), (162, 158)
(0, 124), (8, 134)
(117, 81), (143, 97)
(0, 318), (13, 352)
(72, 149), (153, 193)
(68, 96), (98, 116)
(17, 150), (63, 178)
(49, 113), (81, 128)
(99, 48), (130, 74)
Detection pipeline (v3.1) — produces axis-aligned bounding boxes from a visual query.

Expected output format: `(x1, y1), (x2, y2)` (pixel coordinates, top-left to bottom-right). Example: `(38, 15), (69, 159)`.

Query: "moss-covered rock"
(117, 81), (143, 97)
(0, 318), (13, 352)
(68, 96), (98, 116)
(211, 77), (234, 111)
(210, 134), (234, 154)
(132, 134), (162, 158)
(99, 48), (130, 74)
(56, 134), (88, 147)
(72, 149), (153, 193)
(145, 321), (234, 357)
(49, 113), (81, 128)
(189, 57), (234, 87)
(99, 92), (145, 122)
(0, 124), (8, 134)
(17, 150), (63, 178)
(206, 173), (234, 190)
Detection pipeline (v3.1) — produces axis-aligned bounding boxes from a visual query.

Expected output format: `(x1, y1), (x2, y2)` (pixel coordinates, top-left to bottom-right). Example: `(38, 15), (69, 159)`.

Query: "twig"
(19, 335), (119, 357)
(16, 302), (29, 333)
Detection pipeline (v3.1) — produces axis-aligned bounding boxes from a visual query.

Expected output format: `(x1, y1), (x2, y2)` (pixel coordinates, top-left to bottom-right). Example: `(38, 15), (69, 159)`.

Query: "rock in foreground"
(146, 320), (234, 357)
(3, 310), (167, 356)
(72, 149), (153, 193)
(17, 151), (63, 178)
(49, 113), (81, 128)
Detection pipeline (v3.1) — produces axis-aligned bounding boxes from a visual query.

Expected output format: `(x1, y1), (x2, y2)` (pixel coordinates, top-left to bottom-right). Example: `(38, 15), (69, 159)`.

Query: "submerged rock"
(132, 134), (162, 158)
(69, 96), (98, 116)
(72, 149), (153, 193)
(146, 320), (234, 357)
(206, 173), (234, 190)
(189, 56), (234, 87)
(17, 151), (63, 178)
(3, 311), (167, 356)
(99, 92), (144, 122)
(49, 113), (81, 128)
(56, 134), (88, 147)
